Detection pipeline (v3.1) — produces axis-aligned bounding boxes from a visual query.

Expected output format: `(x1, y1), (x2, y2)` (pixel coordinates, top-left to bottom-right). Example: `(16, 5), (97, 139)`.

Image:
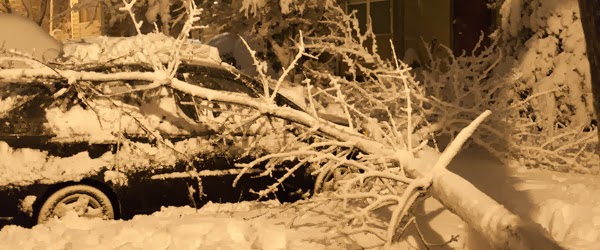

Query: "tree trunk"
(578, 0), (600, 147)
(432, 169), (563, 249)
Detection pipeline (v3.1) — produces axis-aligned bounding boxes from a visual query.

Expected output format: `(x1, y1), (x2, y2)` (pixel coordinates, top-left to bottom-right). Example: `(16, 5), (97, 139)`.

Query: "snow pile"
(498, 0), (593, 129)
(523, 172), (600, 249)
(535, 199), (600, 247)
(0, 203), (330, 250)
(61, 33), (221, 66)
(0, 14), (62, 64)
(0, 141), (112, 187)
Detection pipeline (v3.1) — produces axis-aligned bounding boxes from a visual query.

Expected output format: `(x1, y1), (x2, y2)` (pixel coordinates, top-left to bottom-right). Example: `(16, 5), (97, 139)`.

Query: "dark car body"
(0, 63), (321, 228)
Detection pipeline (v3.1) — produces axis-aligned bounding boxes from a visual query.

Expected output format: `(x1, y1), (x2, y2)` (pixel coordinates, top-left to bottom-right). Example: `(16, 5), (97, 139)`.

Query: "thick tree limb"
(578, 0), (600, 149)
(431, 170), (562, 249)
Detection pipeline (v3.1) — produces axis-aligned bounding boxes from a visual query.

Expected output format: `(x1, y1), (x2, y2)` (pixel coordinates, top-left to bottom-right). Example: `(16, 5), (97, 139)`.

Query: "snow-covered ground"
(1, 147), (598, 250)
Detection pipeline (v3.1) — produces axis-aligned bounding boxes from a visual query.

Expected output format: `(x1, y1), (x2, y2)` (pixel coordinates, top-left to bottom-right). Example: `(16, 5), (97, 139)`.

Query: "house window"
(79, 6), (100, 23)
(347, 0), (392, 34)
(346, 0), (394, 59)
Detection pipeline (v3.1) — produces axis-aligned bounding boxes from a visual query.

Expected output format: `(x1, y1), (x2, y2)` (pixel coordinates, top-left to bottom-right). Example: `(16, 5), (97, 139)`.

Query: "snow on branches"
(0, 1), (563, 249)
(438, 0), (600, 174)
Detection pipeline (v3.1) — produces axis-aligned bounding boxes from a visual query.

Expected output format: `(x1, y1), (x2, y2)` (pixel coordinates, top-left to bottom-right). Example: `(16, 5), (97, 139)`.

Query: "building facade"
(345, 0), (494, 63)
(41, 0), (493, 62)
(46, 0), (104, 40)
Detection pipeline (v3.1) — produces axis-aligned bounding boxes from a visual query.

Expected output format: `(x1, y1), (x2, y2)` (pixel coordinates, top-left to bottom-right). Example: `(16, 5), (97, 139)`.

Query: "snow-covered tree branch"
(0, 1), (567, 249)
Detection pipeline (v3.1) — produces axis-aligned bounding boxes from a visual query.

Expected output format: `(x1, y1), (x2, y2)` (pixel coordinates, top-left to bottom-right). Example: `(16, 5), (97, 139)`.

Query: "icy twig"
(119, 0), (143, 35)
(271, 31), (306, 101)
(238, 36), (271, 99)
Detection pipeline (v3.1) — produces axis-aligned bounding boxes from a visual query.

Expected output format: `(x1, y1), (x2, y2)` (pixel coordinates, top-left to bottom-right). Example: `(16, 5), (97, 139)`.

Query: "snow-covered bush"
(0, 14), (62, 64)
(498, 0), (594, 129)
(408, 0), (598, 174)
(495, 0), (598, 173)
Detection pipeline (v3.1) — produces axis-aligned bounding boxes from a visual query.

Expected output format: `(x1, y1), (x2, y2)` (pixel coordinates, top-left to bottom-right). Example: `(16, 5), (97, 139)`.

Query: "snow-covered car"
(0, 35), (345, 228)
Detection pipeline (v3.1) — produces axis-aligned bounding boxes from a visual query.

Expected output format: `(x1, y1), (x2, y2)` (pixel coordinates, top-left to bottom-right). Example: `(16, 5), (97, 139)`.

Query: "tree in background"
(578, 0), (600, 149)
(435, 0), (600, 174)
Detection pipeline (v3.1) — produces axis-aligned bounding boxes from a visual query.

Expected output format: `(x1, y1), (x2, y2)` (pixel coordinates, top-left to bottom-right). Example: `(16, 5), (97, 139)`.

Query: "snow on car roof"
(61, 33), (222, 67)
(0, 14), (62, 63)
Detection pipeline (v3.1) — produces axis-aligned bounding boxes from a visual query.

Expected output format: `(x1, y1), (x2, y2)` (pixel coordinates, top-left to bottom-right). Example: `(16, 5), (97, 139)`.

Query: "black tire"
(37, 185), (115, 224)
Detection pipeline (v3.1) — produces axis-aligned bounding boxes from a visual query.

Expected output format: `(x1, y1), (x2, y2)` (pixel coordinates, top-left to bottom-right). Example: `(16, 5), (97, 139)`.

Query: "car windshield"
(174, 64), (302, 123)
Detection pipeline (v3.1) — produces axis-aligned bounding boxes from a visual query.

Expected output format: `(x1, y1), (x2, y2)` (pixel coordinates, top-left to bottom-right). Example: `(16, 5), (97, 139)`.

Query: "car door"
(92, 86), (213, 217)
(116, 154), (204, 217)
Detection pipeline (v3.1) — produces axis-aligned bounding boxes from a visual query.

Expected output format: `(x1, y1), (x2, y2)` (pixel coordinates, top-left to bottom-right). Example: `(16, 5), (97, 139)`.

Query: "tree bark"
(20, 0), (31, 18)
(432, 169), (563, 249)
(578, 0), (600, 147)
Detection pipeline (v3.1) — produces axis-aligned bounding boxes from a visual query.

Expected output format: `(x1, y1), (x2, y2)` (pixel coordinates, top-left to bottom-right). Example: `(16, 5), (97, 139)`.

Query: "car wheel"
(37, 185), (115, 224)
(313, 166), (356, 194)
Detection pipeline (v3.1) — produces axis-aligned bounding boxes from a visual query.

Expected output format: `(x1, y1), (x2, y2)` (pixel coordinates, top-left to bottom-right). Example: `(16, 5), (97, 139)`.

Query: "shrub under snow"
(417, 0), (598, 174)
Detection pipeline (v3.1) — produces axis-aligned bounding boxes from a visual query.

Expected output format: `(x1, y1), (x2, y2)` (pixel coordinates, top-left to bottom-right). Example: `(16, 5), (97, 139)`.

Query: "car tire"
(37, 185), (115, 224)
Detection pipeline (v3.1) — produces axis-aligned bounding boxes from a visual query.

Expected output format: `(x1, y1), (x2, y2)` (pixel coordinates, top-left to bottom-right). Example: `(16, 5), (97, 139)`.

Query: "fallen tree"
(0, 1), (564, 249)
(0, 56), (563, 249)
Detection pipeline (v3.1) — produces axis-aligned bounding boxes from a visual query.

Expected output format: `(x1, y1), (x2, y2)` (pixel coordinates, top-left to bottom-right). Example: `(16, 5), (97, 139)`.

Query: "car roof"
(61, 34), (222, 67)
(178, 62), (305, 111)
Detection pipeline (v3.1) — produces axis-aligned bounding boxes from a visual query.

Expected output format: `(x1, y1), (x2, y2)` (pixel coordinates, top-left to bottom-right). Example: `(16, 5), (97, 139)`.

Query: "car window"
(86, 81), (213, 136)
(174, 89), (255, 126)
(0, 84), (52, 135)
(175, 65), (303, 123)
(175, 66), (257, 124)
(183, 66), (261, 97)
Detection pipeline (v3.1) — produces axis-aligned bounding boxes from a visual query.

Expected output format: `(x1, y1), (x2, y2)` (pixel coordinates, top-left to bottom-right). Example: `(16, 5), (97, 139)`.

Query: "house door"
(452, 0), (494, 55)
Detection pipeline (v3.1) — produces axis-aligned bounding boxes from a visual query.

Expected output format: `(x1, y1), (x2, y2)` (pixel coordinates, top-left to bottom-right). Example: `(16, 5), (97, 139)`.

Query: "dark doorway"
(452, 0), (494, 55)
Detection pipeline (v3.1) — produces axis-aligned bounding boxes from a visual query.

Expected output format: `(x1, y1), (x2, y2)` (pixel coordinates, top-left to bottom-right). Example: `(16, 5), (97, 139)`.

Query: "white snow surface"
(61, 33), (221, 66)
(0, 14), (62, 64)
(1, 148), (599, 249)
(0, 201), (335, 250)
